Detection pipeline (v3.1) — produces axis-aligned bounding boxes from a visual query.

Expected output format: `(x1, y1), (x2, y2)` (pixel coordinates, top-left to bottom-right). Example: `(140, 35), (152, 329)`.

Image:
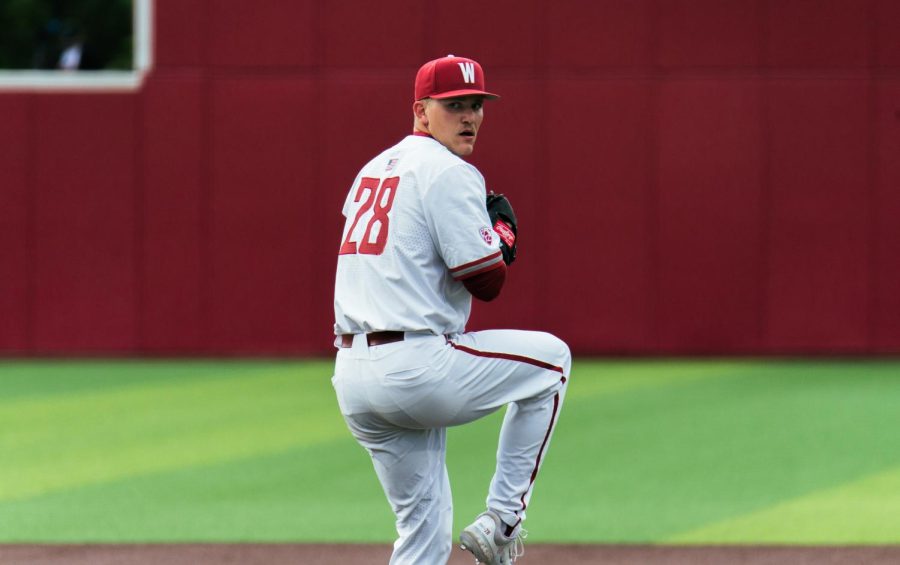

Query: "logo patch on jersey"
(479, 226), (494, 245)
(385, 158), (399, 172)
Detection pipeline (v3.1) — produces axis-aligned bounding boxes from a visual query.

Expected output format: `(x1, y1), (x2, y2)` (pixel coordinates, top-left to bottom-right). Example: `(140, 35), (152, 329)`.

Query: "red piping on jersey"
(449, 250), (503, 278)
(456, 257), (504, 281)
(412, 130), (433, 138)
(448, 341), (566, 376)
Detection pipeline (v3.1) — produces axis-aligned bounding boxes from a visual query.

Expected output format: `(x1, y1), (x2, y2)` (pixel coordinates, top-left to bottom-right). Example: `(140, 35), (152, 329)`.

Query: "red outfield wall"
(2, 0), (900, 356)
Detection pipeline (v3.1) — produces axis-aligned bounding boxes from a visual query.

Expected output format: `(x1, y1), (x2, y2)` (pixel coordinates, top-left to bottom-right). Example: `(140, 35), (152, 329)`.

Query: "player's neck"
(412, 128), (433, 138)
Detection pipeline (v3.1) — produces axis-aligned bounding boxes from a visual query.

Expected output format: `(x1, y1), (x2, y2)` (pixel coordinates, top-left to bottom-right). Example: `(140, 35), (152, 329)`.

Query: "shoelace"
(469, 523), (529, 564)
(506, 528), (528, 562)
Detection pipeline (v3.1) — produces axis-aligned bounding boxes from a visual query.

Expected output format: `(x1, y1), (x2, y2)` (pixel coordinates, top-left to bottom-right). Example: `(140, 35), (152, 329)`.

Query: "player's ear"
(413, 100), (428, 125)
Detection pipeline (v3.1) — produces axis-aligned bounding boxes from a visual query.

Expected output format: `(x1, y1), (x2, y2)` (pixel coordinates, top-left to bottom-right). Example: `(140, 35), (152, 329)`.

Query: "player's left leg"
(447, 329), (571, 530)
(486, 373), (566, 529)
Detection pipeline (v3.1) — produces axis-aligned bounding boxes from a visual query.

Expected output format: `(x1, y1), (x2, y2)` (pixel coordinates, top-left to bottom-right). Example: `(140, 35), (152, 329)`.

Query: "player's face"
(425, 96), (485, 157)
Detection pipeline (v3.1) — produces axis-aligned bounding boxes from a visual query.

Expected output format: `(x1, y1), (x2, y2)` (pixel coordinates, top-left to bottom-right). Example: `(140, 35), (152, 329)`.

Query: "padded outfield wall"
(1, 0), (899, 356)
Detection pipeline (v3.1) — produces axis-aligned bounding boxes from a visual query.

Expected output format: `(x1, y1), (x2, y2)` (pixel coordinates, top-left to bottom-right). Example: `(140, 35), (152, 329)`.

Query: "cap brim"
(428, 89), (500, 100)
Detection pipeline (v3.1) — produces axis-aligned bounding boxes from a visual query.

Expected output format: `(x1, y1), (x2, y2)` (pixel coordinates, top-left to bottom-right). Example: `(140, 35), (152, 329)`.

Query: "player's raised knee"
(558, 338), (572, 379)
(539, 332), (571, 378)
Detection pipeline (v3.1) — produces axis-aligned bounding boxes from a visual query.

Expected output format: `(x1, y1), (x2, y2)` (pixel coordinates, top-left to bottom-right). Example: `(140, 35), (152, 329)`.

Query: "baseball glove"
(486, 192), (517, 265)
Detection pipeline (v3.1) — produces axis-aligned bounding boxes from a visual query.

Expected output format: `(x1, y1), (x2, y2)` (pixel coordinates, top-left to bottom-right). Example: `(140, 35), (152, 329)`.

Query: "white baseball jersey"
(334, 134), (503, 336)
(332, 135), (571, 565)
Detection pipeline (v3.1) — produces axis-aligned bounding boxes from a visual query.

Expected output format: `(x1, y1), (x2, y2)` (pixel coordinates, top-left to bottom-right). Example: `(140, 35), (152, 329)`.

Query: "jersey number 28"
(339, 176), (399, 256)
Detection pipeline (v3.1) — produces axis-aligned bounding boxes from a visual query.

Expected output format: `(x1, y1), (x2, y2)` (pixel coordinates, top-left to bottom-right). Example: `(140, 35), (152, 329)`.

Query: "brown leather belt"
(340, 331), (405, 348)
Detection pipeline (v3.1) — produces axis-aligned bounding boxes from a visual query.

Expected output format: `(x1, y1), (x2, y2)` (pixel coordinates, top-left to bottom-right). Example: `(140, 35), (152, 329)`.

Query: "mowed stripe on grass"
(495, 360), (900, 543)
(1, 359), (898, 544)
(667, 465), (900, 544)
(0, 361), (342, 502)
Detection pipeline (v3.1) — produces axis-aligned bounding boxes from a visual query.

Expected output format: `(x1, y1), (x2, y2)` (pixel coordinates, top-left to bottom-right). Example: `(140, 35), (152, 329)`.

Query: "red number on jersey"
(339, 176), (399, 255)
(338, 177), (379, 255)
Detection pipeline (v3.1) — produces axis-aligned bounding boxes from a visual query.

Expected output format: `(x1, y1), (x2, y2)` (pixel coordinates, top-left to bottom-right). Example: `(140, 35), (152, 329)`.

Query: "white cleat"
(459, 510), (527, 564)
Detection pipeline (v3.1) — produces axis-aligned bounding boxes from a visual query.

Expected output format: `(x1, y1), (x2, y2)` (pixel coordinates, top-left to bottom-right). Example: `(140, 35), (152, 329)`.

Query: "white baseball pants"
(332, 330), (571, 565)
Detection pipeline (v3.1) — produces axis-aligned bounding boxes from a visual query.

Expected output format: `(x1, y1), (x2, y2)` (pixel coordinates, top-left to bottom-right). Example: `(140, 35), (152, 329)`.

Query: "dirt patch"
(2, 543), (898, 564)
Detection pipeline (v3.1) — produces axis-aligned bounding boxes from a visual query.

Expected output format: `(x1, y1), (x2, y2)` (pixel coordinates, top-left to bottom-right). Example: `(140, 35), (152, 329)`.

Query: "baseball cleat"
(459, 510), (527, 564)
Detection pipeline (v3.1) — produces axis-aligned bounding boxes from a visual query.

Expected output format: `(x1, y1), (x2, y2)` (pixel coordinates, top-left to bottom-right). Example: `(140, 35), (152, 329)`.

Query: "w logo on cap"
(414, 56), (499, 100)
(458, 62), (476, 84)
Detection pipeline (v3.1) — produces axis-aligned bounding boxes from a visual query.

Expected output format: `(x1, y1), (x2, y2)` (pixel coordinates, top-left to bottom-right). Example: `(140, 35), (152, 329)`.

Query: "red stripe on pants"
(448, 341), (565, 375)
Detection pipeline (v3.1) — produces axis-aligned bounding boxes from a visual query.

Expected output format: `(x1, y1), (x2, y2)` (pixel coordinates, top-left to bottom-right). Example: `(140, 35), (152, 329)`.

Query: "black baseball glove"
(486, 192), (517, 265)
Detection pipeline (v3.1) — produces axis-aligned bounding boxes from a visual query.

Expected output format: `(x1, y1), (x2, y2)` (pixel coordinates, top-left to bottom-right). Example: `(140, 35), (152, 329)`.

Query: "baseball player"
(331, 55), (571, 565)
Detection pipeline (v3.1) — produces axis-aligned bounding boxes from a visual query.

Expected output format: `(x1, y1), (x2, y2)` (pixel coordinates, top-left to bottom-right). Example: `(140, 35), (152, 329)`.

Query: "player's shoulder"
(412, 136), (465, 165)
(358, 135), (483, 187)
(358, 139), (407, 174)
(406, 137), (483, 183)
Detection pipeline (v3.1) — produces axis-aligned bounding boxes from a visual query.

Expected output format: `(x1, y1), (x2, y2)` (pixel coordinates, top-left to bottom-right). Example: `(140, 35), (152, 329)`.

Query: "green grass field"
(1, 359), (898, 544)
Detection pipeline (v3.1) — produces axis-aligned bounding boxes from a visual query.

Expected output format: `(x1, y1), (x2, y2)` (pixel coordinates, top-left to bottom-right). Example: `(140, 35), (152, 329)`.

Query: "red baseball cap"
(414, 55), (499, 101)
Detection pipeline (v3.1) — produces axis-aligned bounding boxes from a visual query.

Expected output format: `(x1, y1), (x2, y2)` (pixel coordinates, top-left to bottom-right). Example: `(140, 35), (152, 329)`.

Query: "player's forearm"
(462, 263), (507, 301)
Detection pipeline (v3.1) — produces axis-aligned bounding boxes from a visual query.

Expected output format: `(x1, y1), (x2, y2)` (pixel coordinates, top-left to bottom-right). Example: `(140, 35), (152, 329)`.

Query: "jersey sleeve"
(423, 164), (504, 280)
